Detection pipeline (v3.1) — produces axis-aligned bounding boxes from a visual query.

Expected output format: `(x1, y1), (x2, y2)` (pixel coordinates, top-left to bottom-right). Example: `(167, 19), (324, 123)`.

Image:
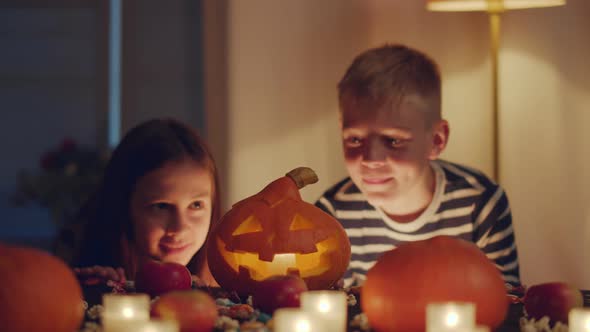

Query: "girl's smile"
(159, 241), (192, 256)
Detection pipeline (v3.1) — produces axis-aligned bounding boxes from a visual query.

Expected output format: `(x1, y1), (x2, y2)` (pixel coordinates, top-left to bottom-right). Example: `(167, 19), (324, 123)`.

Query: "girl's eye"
(189, 201), (203, 210)
(150, 202), (169, 211)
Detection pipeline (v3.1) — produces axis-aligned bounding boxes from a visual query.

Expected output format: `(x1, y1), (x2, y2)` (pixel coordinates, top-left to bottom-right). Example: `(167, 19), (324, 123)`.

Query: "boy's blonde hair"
(338, 44), (442, 126)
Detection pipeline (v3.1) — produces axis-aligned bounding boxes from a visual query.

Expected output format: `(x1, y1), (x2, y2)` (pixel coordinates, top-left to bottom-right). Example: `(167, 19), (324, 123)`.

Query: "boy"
(315, 44), (520, 287)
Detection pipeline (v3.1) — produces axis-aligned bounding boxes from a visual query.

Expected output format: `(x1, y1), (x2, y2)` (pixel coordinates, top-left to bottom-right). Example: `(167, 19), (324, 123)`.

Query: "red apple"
(151, 290), (218, 332)
(135, 259), (192, 297)
(524, 282), (583, 325)
(252, 274), (308, 314)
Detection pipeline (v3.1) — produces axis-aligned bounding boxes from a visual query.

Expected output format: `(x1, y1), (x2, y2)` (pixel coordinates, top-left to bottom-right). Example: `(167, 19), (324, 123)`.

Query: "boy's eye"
(344, 136), (363, 147)
(387, 138), (399, 146)
(385, 137), (404, 148)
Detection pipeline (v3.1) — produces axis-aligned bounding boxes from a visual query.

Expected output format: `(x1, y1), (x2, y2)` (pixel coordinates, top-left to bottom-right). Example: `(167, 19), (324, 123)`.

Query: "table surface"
(344, 291), (524, 332)
(80, 284), (590, 332)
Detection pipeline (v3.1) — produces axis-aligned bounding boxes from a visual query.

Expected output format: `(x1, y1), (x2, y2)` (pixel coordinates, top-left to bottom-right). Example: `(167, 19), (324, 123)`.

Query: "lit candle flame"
(318, 298), (331, 313)
(444, 311), (459, 327)
(122, 307), (135, 318)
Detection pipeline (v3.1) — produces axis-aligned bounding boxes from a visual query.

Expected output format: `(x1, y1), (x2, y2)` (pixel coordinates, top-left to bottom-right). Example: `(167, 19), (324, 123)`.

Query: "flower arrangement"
(11, 138), (110, 228)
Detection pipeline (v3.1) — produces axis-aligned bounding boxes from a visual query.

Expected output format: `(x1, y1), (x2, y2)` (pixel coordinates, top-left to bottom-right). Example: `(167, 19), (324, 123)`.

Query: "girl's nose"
(166, 210), (189, 234)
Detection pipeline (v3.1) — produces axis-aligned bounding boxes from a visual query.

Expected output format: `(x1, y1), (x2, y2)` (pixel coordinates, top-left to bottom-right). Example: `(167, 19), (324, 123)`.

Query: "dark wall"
(0, 0), (205, 251)
(122, 0), (205, 134)
(0, 3), (103, 249)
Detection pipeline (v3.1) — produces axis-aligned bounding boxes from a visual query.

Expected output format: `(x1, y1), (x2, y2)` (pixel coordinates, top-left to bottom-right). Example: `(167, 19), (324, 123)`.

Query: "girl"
(73, 118), (220, 286)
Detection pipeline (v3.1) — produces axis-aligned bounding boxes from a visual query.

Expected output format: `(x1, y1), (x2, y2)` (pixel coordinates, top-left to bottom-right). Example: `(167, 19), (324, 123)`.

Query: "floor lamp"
(425, 0), (565, 182)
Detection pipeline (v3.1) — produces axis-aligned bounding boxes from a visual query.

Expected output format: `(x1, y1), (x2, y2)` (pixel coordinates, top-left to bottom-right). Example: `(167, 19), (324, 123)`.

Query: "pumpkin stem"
(286, 167), (318, 189)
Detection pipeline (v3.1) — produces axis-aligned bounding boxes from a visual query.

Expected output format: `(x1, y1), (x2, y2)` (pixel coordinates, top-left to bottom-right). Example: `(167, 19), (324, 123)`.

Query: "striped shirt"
(315, 159), (520, 287)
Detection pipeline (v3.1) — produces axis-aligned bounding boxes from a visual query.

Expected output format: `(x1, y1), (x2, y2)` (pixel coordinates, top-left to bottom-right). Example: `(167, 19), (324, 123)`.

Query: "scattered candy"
(215, 315), (240, 331)
(79, 322), (101, 332)
(520, 315), (569, 332)
(216, 298), (235, 306)
(86, 305), (103, 320)
(350, 313), (371, 331)
(240, 320), (268, 332)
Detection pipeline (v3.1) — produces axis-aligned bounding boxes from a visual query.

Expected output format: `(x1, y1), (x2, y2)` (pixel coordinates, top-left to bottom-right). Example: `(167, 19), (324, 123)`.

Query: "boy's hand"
(74, 266), (127, 285)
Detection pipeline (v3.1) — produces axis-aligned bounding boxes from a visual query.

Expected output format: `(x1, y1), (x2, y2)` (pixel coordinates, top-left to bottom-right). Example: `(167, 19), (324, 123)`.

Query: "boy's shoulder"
(318, 177), (360, 200)
(434, 159), (499, 191)
(315, 177), (368, 215)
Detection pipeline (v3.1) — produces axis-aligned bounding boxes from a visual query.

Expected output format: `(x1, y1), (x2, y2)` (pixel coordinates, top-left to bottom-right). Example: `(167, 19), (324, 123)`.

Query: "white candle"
(569, 308), (590, 332)
(426, 302), (476, 332)
(300, 290), (347, 332)
(274, 308), (324, 332)
(102, 320), (179, 332)
(134, 320), (179, 332)
(102, 293), (151, 332)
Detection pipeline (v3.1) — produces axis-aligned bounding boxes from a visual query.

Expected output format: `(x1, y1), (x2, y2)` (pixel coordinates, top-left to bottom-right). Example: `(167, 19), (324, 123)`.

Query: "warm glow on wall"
(425, 0), (566, 182)
(427, 0), (566, 12)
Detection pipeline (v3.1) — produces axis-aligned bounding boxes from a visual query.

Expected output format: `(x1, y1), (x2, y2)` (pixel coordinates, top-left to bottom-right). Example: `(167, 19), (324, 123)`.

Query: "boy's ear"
(429, 119), (449, 160)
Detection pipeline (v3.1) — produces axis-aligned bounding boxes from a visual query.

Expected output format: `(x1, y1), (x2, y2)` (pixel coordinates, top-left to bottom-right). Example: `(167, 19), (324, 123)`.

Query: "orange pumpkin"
(0, 243), (85, 332)
(207, 167), (351, 295)
(361, 236), (508, 332)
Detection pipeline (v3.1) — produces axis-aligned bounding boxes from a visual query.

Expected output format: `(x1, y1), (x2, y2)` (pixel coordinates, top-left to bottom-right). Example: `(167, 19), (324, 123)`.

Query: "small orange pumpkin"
(0, 243), (85, 332)
(207, 167), (351, 295)
(361, 236), (508, 332)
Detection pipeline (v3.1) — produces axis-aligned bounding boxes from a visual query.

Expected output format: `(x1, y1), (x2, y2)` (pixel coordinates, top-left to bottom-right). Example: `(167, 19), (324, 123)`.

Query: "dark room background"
(0, 0), (205, 250)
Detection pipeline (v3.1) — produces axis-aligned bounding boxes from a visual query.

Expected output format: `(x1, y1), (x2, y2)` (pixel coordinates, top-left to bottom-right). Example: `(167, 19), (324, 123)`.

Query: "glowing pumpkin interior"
(215, 211), (343, 281)
(207, 167), (351, 294)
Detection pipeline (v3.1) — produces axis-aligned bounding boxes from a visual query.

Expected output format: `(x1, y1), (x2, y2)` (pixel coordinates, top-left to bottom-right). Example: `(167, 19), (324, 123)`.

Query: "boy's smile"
(340, 95), (448, 220)
(362, 177), (393, 185)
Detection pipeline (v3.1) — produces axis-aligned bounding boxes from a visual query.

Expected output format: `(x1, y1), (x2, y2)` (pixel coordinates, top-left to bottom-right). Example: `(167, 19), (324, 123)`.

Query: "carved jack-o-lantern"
(207, 167), (351, 295)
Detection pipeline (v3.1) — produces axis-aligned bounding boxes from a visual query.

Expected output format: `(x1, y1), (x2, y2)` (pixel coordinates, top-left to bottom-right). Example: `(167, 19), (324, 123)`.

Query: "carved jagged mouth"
(215, 236), (335, 281)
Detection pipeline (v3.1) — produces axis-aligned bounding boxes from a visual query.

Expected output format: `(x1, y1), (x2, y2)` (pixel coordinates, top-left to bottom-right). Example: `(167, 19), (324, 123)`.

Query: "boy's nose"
(362, 137), (387, 164)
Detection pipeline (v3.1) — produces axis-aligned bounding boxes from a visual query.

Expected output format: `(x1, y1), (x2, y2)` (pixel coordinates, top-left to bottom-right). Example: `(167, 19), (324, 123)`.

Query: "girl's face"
(130, 158), (213, 266)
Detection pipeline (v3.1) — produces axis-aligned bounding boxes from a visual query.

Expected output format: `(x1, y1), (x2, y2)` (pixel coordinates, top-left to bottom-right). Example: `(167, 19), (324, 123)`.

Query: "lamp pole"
(426, 0), (565, 183)
(489, 9), (502, 182)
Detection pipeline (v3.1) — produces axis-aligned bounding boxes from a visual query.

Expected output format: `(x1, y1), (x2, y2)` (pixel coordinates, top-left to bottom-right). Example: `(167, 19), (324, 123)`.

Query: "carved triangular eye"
(289, 214), (315, 231)
(232, 215), (263, 236)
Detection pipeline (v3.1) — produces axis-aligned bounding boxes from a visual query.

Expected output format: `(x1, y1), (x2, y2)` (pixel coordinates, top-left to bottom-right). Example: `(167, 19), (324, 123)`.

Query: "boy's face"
(130, 158), (213, 266)
(340, 95), (448, 211)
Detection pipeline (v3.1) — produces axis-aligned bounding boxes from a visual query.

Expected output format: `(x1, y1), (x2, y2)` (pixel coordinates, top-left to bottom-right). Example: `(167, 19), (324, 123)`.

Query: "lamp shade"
(426, 0), (565, 11)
